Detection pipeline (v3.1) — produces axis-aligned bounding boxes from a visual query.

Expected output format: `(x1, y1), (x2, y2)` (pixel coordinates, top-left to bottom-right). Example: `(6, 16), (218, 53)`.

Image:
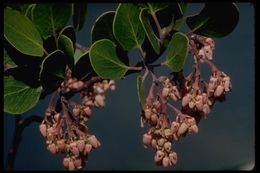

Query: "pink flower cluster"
(39, 70), (115, 171)
(140, 34), (232, 167)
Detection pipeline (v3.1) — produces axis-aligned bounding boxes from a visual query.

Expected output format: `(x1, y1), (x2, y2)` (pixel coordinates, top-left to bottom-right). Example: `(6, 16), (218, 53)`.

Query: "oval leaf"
(89, 39), (128, 80)
(4, 75), (42, 114)
(139, 9), (160, 54)
(73, 51), (93, 80)
(173, 3), (188, 30)
(137, 76), (146, 109)
(186, 3), (239, 37)
(58, 34), (74, 69)
(165, 32), (189, 72)
(40, 50), (67, 93)
(59, 25), (76, 48)
(91, 11), (116, 44)
(4, 8), (43, 56)
(91, 11), (129, 66)
(73, 3), (88, 31)
(113, 4), (145, 51)
(32, 4), (72, 39)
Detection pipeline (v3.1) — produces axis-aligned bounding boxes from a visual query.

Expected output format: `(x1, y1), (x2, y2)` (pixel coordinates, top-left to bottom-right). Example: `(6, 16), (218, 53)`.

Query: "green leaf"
(73, 51), (93, 80)
(4, 8), (44, 57)
(32, 4), (72, 39)
(91, 11), (129, 66)
(139, 9), (160, 54)
(40, 50), (67, 93)
(165, 32), (189, 72)
(147, 3), (168, 13)
(113, 4), (145, 51)
(6, 3), (31, 15)
(25, 4), (35, 20)
(150, 3), (183, 35)
(4, 49), (17, 69)
(186, 3), (239, 37)
(74, 48), (85, 63)
(4, 75), (42, 114)
(89, 39), (128, 80)
(91, 11), (116, 44)
(59, 25), (76, 48)
(137, 76), (146, 109)
(58, 34), (74, 69)
(173, 3), (188, 30)
(73, 3), (88, 31)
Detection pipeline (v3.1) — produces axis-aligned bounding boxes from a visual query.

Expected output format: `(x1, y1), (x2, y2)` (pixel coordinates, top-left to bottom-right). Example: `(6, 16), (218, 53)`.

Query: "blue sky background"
(4, 3), (255, 170)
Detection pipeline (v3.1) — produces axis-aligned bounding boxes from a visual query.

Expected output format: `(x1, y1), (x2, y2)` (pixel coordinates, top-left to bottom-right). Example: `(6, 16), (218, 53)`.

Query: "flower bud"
(177, 123), (188, 136)
(85, 100), (93, 106)
(63, 157), (70, 168)
(73, 107), (81, 117)
(67, 78), (73, 85)
(209, 76), (217, 89)
(143, 133), (152, 146)
(154, 150), (165, 163)
(205, 37), (215, 49)
(54, 113), (60, 122)
(70, 142), (79, 156)
(163, 142), (172, 153)
(71, 82), (80, 90)
(198, 48), (206, 60)
(83, 106), (92, 117)
(109, 80), (116, 91)
(162, 157), (171, 167)
(57, 139), (66, 152)
(163, 129), (172, 139)
(189, 125), (199, 134)
(169, 152), (177, 165)
(223, 77), (231, 92)
(84, 143), (92, 155)
(204, 45), (213, 60)
(162, 88), (169, 97)
(77, 139), (85, 152)
(169, 93), (177, 101)
(151, 139), (157, 148)
(88, 135), (101, 148)
(96, 86), (105, 94)
(202, 93), (208, 104)
(202, 104), (210, 115)
(189, 101), (195, 109)
(77, 81), (85, 90)
(214, 85), (224, 97)
(39, 124), (47, 137)
(144, 108), (151, 119)
(195, 100), (203, 111)
(109, 80), (115, 86)
(47, 143), (57, 154)
(150, 114), (158, 124)
(157, 138), (166, 147)
(171, 121), (179, 133)
(172, 86), (181, 99)
(74, 158), (82, 169)
(95, 94), (105, 107)
(68, 160), (75, 171)
(110, 85), (116, 91)
(182, 94), (191, 107)
(47, 127), (55, 136)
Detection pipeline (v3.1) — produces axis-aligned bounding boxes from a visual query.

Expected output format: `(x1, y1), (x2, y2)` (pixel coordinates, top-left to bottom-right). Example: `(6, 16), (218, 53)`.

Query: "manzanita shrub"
(4, 3), (239, 170)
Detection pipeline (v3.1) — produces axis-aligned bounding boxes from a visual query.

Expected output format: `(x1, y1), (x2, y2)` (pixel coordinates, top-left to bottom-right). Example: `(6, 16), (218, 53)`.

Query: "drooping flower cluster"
(39, 69), (115, 171)
(140, 34), (232, 167)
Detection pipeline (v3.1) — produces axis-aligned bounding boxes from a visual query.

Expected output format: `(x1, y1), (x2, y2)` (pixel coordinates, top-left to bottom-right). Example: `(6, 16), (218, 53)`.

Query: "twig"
(5, 115), (43, 171)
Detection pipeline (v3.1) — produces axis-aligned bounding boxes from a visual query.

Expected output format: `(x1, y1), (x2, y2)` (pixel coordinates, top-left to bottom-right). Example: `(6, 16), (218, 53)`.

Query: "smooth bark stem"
(5, 115), (43, 171)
